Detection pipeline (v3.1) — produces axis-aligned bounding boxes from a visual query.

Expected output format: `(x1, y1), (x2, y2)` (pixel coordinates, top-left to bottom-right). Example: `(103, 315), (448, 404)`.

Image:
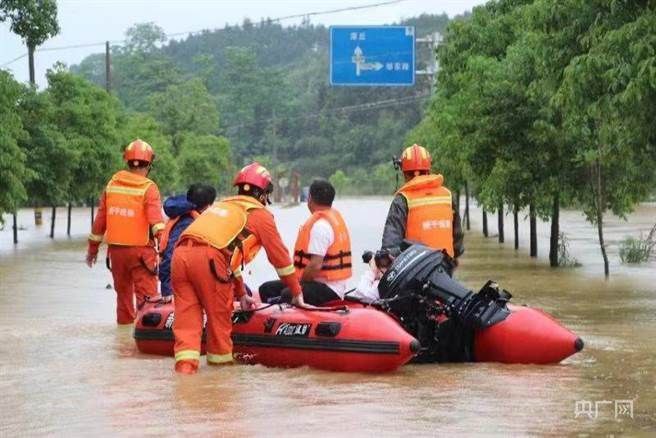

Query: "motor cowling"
(378, 244), (511, 330)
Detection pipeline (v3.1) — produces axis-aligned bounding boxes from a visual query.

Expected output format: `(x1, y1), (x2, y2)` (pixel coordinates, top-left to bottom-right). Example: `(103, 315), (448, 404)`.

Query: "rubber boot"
(175, 360), (199, 375)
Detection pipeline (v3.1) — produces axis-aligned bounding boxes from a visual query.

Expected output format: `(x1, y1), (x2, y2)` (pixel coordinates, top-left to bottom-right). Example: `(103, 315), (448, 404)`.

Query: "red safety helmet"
(233, 162), (273, 192)
(400, 144), (431, 173)
(123, 139), (155, 165)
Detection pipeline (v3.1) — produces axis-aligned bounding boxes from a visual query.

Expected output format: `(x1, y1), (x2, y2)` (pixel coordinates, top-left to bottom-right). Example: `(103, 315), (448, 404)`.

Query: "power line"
(166, 0), (408, 38)
(0, 53), (27, 68)
(1, 0), (408, 67)
(224, 92), (430, 134)
(37, 41), (122, 52)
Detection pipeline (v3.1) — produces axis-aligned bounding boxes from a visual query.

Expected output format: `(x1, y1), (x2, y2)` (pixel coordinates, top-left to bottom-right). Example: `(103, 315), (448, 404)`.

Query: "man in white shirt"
(259, 180), (352, 305)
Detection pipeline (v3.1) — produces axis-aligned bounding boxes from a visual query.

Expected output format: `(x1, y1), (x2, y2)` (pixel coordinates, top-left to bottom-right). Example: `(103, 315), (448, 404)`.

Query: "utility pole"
(415, 32), (441, 94)
(105, 41), (111, 93)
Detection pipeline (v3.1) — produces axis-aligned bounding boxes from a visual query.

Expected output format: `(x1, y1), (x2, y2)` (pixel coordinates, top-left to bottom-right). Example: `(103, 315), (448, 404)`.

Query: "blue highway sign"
(330, 26), (415, 86)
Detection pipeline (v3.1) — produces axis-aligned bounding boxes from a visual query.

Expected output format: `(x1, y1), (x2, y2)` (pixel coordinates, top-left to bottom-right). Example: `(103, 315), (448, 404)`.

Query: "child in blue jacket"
(158, 184), (216, 301)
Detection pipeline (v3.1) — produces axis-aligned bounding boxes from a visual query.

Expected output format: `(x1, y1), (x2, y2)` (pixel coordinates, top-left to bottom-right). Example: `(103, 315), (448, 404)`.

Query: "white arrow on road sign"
(351, 46), (383, 77)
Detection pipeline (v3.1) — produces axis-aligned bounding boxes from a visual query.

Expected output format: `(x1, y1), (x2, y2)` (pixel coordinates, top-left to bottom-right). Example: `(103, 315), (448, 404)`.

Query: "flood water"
(1, 199), (654, 435)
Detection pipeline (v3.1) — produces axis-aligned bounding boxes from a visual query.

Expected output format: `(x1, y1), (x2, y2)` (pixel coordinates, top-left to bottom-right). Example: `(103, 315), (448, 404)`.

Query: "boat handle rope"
(291, 303), (349, 313)
(236, 302), (278, 313)
(232, 302), (351, 318)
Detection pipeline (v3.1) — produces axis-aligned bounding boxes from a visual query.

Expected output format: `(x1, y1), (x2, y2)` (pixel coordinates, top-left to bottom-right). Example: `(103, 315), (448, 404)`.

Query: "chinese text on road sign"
(330, 26), (415, 86)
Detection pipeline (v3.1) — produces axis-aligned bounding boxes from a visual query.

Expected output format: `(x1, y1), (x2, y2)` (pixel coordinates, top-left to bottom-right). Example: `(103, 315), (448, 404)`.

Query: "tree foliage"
(420, 0), (656, 275)
(177, 134), (232, 191)
(148, 79), (219, 154)
(45, 66), (123, 203)
(118, 112), (178, 194)
(72, 17), (452, 187)
(0, 71), (29, 218)
(17, 88), (72, 206)
(0, 0), (59, 48)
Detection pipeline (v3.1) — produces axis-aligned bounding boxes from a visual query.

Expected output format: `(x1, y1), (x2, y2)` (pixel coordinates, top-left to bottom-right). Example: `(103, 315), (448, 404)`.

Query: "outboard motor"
(377, 244), (512, 362)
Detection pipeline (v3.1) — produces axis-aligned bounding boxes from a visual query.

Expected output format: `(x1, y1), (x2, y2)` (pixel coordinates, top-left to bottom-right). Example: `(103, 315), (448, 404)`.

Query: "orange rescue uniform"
(293, 208), (352, 281)
(88, 170), (165, 324)
(172, 195), (300, 369)
(397, 174), (455, 257)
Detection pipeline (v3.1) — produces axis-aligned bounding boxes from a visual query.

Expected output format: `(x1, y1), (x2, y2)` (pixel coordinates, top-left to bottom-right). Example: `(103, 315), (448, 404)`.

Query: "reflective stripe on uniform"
(151, 222), (165, 233)
(233, 268), (242, 278)
(88, 233), (104, 242)
(276, 264), (295, 277)
(175, 350), (201, 362)
(407, 196), (452, 208)
(207, 352), (233, 364)
(105, 185), (149, 196)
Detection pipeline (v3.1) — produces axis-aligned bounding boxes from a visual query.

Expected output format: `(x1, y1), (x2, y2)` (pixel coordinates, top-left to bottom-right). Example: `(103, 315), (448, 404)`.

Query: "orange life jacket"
(160, 210), (200, 253)
(180, 195), (264, 272)
(397, 174), (454, 256)
(104, 170), (154, 246)
(293, 208), (352, 281)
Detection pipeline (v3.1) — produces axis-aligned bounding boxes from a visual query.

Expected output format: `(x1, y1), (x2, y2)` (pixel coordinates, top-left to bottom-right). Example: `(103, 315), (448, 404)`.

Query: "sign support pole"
(415, 32), (442, 94)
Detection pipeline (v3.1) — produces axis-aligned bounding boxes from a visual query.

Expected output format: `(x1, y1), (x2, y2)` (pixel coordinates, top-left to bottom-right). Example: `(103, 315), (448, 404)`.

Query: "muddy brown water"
(1, 200), (654, 436)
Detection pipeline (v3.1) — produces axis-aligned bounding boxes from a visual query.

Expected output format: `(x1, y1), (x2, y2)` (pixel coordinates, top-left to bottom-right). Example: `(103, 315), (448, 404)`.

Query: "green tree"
(177, 134), (232, 191)
(422, 0), (656, 277)
(0, 0), (59, 83)
(124, 22), (166, 53)
(557, 2), (656, 276)
(45, 66), (122, 206)
(17, 88), (73, 209)
(148, 79), (219, 154)
(111, 23), (182, 111)
(329, 170), (351, 195)
(0, 70), (29, 221)
(118, 112), (178, 194)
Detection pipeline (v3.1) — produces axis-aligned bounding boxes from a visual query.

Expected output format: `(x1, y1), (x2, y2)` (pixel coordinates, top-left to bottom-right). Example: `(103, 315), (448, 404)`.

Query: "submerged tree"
(420, 0), (656, 276)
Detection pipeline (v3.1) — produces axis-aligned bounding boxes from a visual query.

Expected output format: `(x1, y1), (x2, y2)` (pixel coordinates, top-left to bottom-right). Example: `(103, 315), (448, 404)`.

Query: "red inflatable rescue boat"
(473, 304), (583, 364)
(134, 298), (582, 369)
(375, 243), (584, 364)
(134, 244), (584, 370)
(134, 301), (420, 373)
(326, 300), (582, 364)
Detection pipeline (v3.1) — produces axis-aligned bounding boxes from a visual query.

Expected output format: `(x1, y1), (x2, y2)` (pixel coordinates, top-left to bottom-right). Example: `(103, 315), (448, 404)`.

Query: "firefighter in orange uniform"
(172, 162), (306, 374)
(86, 139), (165, 325)
(382, 144), (464, 262)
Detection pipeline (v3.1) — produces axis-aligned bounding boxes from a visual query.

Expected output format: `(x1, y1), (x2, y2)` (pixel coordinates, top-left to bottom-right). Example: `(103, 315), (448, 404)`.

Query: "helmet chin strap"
(392, 155), (402, 191)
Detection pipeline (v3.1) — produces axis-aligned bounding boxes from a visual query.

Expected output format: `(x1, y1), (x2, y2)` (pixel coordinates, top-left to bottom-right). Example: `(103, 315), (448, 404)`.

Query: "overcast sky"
(1, 0), (486, 87)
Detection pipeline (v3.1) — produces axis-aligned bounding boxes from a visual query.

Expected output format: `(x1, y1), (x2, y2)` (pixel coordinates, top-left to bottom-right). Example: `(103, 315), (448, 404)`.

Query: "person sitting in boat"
(259, 179), (352, 306)
(158, 183), (216, 302)
(382, 144), (464, 266)
(350, 249), (393, 303)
